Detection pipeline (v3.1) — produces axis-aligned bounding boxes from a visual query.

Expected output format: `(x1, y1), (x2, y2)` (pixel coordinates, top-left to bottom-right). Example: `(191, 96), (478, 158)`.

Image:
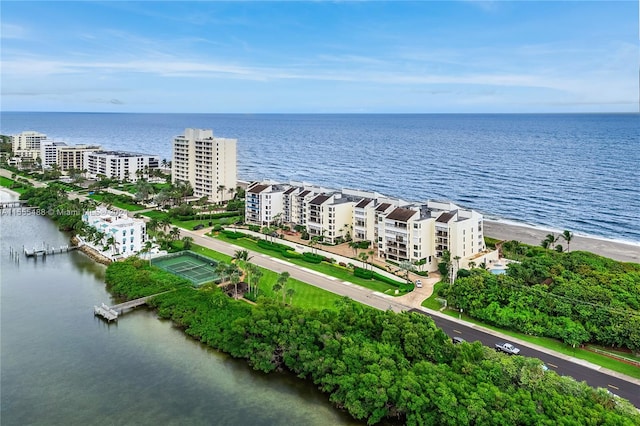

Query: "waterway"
(0, 190), (359, 426)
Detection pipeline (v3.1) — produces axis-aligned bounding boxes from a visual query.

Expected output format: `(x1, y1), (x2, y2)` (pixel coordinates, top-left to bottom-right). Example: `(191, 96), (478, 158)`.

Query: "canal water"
(0, 190), (358, 426)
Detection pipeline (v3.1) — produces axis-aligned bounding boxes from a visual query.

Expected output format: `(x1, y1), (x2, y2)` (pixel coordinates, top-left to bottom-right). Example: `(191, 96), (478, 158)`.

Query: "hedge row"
(301, 252), (324, 264)
(176, 211), (240, 221)
(221, 230), (246, 239)
(355, 267), (409, 290)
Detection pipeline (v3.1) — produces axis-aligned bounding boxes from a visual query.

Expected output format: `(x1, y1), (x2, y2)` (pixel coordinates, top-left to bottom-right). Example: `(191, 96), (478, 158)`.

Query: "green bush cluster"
(105, 257), (192, 298)
(301, 252), (324, 264)
(354, 266), (373, 279)
(221, 230), (246, 239)
(20, 186), (87, 232)
(127, 283), (638, 425)
(248, 225), (261, 232)
(446, 249), (640, 351)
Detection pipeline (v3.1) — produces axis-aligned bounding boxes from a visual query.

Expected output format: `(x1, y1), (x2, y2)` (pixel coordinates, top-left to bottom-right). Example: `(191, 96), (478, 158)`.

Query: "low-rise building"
(244, 179), (487, 272)
(81, 208), (148, 260)
(84, 151), (159, 181)
(245, 182), (287, 226)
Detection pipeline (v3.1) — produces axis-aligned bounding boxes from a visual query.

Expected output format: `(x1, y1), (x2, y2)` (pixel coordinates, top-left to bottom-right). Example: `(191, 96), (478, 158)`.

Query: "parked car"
(415, 279), (422, 288)
(192, 224), (205, 230)
(452, 336), (466, 344)
(494, 342), (521, 355)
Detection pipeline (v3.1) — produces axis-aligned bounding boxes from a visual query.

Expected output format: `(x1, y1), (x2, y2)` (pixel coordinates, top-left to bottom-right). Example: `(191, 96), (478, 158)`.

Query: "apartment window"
(130, 244), (134, 251)
(414, 252), (419, 257)
(413, 223), (419, 229)
(130, 237), (134, 243)
(122, 238), (126, 244)
(122, 230), (126, 236)
(130, 229), (134, 235)
(413, 245), (418, 250)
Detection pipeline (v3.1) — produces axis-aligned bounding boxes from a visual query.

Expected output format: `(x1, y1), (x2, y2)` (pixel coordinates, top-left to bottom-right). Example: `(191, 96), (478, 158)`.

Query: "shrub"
(221, 230), (245, 239)
(301, 252), (324, 264)
(282, 250), (302, 259)
(339, 262), (347, 267)
(354, 267), (373, 279)
(248, 225), (261, 232)
(372, 271), (403, 286)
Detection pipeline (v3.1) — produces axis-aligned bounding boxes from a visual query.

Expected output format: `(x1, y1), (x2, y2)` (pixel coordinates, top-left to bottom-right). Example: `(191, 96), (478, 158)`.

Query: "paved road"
(409, 308), (640, 408)
(181, 228), (640, 408)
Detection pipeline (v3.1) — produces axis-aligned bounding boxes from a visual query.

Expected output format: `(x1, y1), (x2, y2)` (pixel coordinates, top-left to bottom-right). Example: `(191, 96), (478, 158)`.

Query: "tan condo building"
(244, 180), (487, 272)
(172, 128), (237, 203)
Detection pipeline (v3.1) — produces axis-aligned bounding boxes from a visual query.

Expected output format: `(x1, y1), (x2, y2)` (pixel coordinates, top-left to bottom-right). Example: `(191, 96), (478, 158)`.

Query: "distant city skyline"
(1, 1), (637, 113)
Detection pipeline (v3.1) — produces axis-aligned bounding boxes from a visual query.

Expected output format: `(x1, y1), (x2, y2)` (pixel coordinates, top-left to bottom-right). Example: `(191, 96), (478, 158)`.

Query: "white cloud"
(1, 23), (28, 40)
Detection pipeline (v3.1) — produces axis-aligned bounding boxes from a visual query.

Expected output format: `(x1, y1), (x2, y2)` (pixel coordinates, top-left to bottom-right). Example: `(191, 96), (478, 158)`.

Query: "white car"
(415, 279), (422, 288)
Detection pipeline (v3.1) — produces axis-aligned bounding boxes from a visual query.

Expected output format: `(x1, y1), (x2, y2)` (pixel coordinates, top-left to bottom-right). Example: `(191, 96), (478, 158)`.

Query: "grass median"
(213, 233), (404, 295)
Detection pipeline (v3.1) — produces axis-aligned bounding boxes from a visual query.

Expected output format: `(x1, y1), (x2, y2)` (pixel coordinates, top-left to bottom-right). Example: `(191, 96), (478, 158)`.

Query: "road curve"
(181, 229), (640, 408)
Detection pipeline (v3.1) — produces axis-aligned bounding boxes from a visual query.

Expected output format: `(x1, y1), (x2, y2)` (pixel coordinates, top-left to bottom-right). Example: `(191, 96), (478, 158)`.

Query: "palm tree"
(147, 218), (160, 234)
(181, 236), (193, 250)
(139, 240), (153, 264)
(286, 288), (296, 305)
(561, 230), (573, 252)
(233, 249), (252, 264)
(358, 252), (369, 270)
(542, 233), (558, 250)
(169, 226), (181, 241)
(159, 218), (172, 233)
(399, 260), (415, 283)
(214, 262), (229, 284)
(273, 271), (290, 304)
(309, 236), (320, 254)
(217, 184), (226, 204)
(252, 267), (263, 297)
(348, 240), (360, 257)
(230, 270), (240, 299)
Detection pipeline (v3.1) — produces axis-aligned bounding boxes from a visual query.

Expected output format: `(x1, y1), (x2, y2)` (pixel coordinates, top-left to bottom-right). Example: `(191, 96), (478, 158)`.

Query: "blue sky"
(1, 1), (637, 113)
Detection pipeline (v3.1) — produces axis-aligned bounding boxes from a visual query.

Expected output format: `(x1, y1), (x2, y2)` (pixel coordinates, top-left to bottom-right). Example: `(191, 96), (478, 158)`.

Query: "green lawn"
(214, 233), (404, 295)
(141, 210), (242, 230)
(189, 243), (342, 310)
(0, 176), (30, 194)
(88, 193), (145, 211)
(421, 281), (448, 310)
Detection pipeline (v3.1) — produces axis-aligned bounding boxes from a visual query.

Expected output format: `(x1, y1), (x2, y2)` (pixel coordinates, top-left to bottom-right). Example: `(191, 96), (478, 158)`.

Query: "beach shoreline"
(484, 220), (640, 264)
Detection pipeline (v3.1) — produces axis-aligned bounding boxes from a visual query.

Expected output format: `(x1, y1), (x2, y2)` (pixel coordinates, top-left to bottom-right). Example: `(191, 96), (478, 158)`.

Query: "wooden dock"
(24, 244), (79, 257)
(0, 200), (29, 210)
(93, 292), (170, 322)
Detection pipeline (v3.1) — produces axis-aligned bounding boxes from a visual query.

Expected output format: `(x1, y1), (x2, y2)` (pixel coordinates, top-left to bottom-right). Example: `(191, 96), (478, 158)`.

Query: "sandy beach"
(484, 220), (640, 264)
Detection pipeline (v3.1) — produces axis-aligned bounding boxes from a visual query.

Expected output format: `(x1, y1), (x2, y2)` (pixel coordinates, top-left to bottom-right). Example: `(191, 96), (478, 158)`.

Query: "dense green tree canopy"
(105, 259), (640, 425)
(446, 247), (640, 351)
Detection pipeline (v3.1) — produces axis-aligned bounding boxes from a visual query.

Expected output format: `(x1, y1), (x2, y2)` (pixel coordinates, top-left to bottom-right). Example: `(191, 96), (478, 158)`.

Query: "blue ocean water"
(1, 112), (639, 243)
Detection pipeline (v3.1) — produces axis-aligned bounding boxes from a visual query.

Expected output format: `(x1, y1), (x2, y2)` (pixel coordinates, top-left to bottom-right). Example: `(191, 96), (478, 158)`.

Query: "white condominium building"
(12, 131), (48, 159)
(172, 128), (237, 203)
(246, 183), (287, 226)
(244, 180), (486, 272)
(84, 151), (159, 181)
(81, 208), (148, 260)
(40, 141), (68, 169)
